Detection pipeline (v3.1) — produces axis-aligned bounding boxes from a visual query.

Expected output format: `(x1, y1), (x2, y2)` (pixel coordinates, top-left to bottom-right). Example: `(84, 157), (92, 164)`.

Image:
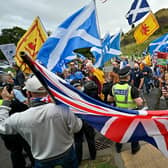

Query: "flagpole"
(20, 51), (58, 104)
(93, 0), (101, 38)
(37, 16), (48, 37)
(93, 0), (104, 69)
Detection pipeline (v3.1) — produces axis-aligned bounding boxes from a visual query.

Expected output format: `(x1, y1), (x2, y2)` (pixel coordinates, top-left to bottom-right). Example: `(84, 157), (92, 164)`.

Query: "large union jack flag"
(22, 54), (168, 157)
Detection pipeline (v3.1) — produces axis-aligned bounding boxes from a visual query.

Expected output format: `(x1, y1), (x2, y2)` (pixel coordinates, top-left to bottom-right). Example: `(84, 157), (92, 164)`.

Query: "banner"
(156, 52), (168, 67)
(15, 16), (48, 73)
(134, 12), (159, 44)
(0, 43), (16, 65)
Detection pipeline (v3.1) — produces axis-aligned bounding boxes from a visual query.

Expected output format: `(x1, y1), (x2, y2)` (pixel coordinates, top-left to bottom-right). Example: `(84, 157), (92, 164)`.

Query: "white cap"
(24, 76), (46, 93)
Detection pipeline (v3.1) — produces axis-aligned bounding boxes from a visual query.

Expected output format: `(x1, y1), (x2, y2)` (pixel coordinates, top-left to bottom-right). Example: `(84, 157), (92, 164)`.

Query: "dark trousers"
(116, 141), (140, 154)
(74, 121), (96, 164)
(144, 77), (151, 94)
(1, 134), (34, 168)
(34, 146), (78, 168)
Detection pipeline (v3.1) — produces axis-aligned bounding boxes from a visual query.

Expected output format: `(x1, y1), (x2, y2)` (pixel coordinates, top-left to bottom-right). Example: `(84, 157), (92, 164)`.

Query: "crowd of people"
(0, 55), (168, 168)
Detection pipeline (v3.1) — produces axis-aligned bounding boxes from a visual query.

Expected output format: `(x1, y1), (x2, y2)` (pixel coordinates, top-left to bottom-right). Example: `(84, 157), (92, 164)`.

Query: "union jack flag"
(22, 54), (168, 157)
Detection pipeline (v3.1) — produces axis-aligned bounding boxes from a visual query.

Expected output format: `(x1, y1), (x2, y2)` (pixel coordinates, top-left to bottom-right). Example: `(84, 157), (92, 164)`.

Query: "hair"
(84, 80), (98, 98)
(0, 73), (12, 83)
(108, 72), (119, 84)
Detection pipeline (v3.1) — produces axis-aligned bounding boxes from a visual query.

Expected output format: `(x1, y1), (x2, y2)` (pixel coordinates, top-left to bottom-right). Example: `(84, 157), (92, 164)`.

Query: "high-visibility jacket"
(0, 99), (3, 106)
(112, 83), (137, 109)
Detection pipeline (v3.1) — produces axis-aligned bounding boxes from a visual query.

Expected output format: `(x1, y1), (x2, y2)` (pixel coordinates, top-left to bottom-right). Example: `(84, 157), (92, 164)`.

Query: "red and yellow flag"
(15, 16), (48, 74)
(144, 54), (152, 66)
(134, 12), (159, 44)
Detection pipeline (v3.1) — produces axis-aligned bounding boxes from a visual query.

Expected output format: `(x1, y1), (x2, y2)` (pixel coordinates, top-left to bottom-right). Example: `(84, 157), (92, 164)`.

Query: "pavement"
(0, 138), (11, 168)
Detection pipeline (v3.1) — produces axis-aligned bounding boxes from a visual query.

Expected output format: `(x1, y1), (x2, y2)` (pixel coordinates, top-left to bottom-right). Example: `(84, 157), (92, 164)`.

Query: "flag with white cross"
(148, 33), (168, 56)
(37, 0), (101, 73)
(126, 0), (151, 25)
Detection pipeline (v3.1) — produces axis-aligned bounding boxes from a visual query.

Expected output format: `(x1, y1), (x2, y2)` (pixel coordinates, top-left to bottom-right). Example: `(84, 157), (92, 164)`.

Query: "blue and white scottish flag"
(92, 32), (121, 67)
(37, 0), (101, 73)
(148, 33), (168, 56)
(126, 0), (150, 25)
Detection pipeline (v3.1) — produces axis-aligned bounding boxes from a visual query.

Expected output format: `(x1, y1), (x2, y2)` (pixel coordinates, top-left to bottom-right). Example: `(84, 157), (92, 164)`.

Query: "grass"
(54, 155), (118, 168)
(79, 155), (117, 168)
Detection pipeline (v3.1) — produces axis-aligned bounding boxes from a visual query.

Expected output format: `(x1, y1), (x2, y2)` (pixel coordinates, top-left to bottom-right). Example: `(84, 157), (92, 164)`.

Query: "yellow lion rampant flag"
(15, 16), (48, 74)
(134, 12), (159, 44)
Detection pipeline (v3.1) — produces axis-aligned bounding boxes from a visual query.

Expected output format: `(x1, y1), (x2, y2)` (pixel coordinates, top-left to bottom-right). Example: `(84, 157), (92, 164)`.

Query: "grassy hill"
(121, 8), (168, 57)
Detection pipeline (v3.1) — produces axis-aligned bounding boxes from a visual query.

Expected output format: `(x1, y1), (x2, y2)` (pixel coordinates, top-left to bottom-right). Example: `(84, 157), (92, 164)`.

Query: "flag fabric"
(156, 52), (168, 67)
(126, 0), (151, 25)
(0, 43), (16, 65)
(134, 12), (159, 44)
(22, 54), (168, 158)
(148, 33), (168, 56)
(143, 54), (152, 66)
(103, 32), (121, 65)
(37, 0), (101, 73)
(92, 32), (121, 67)
(15, 16), (48, 74)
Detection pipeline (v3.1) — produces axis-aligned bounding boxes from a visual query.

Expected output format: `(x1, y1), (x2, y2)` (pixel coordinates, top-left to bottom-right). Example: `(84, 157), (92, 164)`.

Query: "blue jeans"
(34, 146), (78, 168)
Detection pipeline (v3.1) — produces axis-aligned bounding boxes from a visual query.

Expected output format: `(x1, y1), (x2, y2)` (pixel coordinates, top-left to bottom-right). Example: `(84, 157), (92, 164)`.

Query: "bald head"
(134, 63), (139, 69)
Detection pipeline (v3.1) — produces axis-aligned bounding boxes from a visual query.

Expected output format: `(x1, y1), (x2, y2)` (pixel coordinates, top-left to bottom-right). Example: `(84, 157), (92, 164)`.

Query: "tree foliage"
(121, 8), (168, 57)
(0, 27), (26, 59)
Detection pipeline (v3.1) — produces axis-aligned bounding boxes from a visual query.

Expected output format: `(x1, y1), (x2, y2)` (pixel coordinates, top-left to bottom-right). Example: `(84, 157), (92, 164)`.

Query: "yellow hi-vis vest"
(112, 83), (137, 109)
(0, 99), (3, 106)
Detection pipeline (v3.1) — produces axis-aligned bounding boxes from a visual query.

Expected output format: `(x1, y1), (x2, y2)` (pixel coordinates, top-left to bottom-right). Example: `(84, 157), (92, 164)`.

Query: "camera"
(2, 83), (14, 93)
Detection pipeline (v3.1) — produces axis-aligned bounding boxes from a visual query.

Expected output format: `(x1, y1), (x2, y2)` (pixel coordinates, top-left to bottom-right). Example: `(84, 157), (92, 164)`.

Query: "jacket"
(0, 102), (82, 160)
(112, 83), (137, 109)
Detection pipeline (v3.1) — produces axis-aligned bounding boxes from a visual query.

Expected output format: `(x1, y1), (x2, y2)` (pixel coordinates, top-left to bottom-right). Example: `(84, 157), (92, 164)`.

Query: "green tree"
(0, 27), (26, 59)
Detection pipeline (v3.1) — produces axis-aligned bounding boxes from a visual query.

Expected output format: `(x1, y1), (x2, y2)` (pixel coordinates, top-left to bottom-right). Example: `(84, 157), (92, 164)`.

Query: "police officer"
(107, 66), (143, 154)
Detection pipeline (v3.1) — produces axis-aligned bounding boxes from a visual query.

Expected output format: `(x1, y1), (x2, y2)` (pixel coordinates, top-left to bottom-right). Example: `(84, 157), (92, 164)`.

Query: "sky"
(0, 0), (168, 37)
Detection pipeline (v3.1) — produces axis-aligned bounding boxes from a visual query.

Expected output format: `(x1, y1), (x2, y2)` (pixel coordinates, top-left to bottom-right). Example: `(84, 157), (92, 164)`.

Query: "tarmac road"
(0, 138), (11, 168)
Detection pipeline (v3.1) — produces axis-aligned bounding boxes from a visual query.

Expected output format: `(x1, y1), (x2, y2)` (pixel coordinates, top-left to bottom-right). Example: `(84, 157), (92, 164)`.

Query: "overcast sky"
(0, 0), (168, 37)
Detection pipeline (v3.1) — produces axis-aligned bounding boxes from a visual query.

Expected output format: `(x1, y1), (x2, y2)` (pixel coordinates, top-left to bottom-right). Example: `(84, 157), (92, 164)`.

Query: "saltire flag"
(156, 52), (168, 67)
(37, 0), (101, 73)
(134, 12), (159, 44)
(148, 33), (168, 56)
(126, 0), (151, 25)
(92, 32), (121, 67)
(0, 43), (16, 65)
(15, 16), (48, 74)
(92, 33), (111, 67)
(22, 53), (168, 158)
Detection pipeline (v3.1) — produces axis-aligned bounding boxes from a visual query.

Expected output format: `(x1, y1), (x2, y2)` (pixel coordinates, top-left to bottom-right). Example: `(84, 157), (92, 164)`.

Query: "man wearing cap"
(0, 75), (82, 168)
(107, 66), (143, 154)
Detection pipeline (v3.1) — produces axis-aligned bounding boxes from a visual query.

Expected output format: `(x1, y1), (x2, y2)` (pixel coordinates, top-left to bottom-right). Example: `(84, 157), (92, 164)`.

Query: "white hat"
(24, 76), (46, 93)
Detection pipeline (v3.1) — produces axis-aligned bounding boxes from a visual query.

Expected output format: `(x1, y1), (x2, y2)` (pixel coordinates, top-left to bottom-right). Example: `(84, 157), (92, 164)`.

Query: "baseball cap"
(24, 76), (46, 93)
